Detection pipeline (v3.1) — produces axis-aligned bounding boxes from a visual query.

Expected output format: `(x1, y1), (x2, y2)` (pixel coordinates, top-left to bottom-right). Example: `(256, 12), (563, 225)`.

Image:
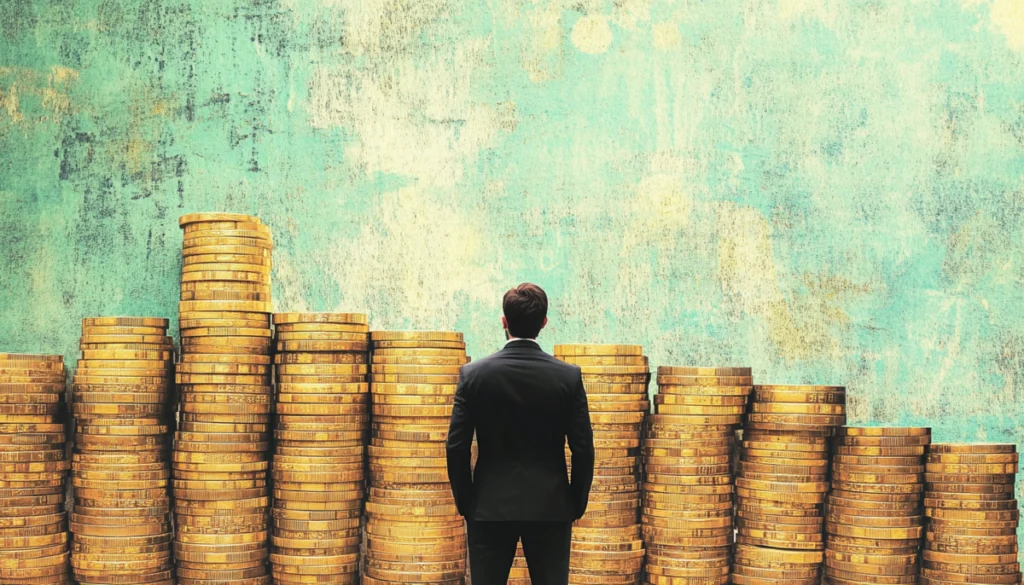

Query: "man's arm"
(445, 366), (475, 517)
(566, 368), (594, 519)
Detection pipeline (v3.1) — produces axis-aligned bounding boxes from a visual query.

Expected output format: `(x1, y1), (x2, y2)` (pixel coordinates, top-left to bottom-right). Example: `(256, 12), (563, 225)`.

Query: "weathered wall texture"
(2, 1), (1023, 456)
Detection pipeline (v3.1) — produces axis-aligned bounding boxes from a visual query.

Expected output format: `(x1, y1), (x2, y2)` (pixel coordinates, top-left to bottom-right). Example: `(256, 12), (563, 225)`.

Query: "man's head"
(501, 283), (548, 339)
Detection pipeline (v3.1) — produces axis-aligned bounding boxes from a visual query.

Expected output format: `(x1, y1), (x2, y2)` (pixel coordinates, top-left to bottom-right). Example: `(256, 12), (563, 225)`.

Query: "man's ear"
(541, 317), (548, 330)
(501, 315), (508, 329)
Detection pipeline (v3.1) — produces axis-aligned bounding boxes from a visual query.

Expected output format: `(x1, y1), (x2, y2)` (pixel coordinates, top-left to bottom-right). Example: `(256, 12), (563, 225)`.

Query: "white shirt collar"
(504, 337), (540, 347)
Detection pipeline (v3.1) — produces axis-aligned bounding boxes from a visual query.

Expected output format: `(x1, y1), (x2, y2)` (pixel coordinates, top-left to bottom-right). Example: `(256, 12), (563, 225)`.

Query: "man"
(446, 283), (595, 585)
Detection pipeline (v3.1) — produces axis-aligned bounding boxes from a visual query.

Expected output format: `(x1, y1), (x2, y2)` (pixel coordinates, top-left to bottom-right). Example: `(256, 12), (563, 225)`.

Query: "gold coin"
(752, 389), (844, 403)
(181, 327), (272, 339)
(179, 212), (265, 225)
(553, 345), (643, 356)
(655, 405), (744, 415)
(80, 317), (168, 329)
(80, 326), (167, 336)
(657, 366), (751, 377)
(179, 300), (272, 313)
(276, 383), (368, 395)
(370, 356), (468, 366)
(369, 383), (456, 395)
(276, 364), (367, 376)
(752, 402), (845, 415)
(569, 355), (653, 369)
(927, 452), (1019, 464)
(926, 462), (1018, 474)
(654, 394), (747, 406)
(181, 231), (273, 248)
(274, 354), (368, 366)
(925, 472), (1014, 484)
(371, 332), (464, 342)
(647, 414), (740, 426)
(0, 384), (64, 396)
(274, 313), (368, 325)
(181, 263), (272, 278)
(370, 340), (466, 350)
(370, 374), (458, 385)
(177, 362), (270, 375)
(277, 341), (368, 353)
(755, 384), (844, 393)
(930, 443), (1016, 454)
(747, 413), (845, 426)
(656, 375), (751, 386)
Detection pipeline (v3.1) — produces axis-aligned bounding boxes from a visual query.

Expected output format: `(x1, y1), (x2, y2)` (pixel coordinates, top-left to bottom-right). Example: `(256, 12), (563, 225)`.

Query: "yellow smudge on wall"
(652, 22), (682, 51)
(0, 66), (79, 127)
(715, 202), (818, 361)
(571, 15), (613, 54)
(309, 38), (513, 187)
(323, 186), (502, 328)
(991, 0), (1024, 51)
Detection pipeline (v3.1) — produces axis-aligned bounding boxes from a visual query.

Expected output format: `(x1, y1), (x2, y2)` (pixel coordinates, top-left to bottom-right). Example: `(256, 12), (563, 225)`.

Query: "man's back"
(446, 339), (594, 521)
(446, 282), (594, 585)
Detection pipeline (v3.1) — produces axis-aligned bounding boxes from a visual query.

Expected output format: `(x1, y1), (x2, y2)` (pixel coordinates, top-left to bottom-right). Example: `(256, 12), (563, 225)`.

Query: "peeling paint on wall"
(1, 0), (1024, 546)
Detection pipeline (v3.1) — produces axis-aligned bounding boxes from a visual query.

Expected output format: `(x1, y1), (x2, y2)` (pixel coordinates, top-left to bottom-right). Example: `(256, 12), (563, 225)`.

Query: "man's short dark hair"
(503, 283), (548, 339)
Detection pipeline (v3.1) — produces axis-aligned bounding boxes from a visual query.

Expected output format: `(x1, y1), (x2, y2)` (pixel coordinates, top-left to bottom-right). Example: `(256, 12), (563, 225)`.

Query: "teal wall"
(2, 0), (1023, 491)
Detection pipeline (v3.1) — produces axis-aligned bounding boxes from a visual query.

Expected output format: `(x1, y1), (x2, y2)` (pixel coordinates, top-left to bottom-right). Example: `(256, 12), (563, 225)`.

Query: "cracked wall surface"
(2, 0), (1024, 536)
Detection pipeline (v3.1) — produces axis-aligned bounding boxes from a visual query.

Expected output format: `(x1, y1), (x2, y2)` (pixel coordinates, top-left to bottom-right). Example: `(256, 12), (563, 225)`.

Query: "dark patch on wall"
(0, 0), (36, 41)
(58, 131), (95, 182)
(234, 0), (295, 58)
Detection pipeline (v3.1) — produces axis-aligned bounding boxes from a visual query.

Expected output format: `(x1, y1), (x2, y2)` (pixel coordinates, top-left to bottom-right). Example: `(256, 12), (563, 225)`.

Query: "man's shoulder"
(464, 349), (580, 377)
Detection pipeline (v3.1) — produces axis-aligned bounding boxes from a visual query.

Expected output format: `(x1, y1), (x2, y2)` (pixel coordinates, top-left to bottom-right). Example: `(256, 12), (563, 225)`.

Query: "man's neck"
(505, 336), (539, 346)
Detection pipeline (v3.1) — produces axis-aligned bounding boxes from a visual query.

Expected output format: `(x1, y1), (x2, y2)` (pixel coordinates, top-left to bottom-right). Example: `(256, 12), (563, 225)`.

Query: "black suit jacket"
(446, 339), (595, 522)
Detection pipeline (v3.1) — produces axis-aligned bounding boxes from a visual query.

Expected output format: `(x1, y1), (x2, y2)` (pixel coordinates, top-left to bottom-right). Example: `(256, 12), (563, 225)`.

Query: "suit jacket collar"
(502, 338), (544, 353)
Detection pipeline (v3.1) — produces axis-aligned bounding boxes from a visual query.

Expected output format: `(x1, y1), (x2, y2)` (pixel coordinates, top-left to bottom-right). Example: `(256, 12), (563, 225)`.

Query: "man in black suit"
(446, 283), (595, 585)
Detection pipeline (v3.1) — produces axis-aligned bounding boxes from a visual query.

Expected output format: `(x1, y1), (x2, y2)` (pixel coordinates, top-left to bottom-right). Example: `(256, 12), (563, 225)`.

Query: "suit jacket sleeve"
(566, 368), (594, 519)
(445, 366), (475, 517)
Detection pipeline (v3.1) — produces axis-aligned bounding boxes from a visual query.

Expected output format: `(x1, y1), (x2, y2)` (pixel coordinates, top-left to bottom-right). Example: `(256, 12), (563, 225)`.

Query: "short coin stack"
(70, 317), (175, 585)
(922, 443), (1021, 585)
(0, 353), (70, 585)
(642, 366), (751, 585)
(825, 427), (931, 585)
(552, 344), (649, 585)
(364, 331), (470, 585)
(174, 212), (274, 585)
(270, 312), (370, 585)
(509, 545), (530, 585)
(733, 384), (846, 584)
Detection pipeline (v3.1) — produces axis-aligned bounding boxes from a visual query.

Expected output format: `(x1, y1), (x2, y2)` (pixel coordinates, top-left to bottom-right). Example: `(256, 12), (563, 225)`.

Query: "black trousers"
(467, 520), (572, 585)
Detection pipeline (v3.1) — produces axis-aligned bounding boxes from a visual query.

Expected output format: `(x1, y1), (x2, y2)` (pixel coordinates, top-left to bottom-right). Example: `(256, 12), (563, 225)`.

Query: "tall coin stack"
(922, 443), (1021, 585)
(70, 317), (175, 585)
(825, 427), (931, 585)
(733, 384), (846, 585)
(0, 353), (69, 585)
(364, 331), (469, 585)
(552, 344), (648, 585)
(643, 366), (751, 585)
(174, 212), (274, 585)
(270, 312), (370, 585)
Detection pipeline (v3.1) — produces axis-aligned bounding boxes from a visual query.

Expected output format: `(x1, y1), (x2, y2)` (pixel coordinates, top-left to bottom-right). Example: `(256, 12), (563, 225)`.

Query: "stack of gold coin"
(922, 443), (1021, 585)
(825, 427), (931, 585)
(642, 366), (751, 585)
(509, 544), (530, 585)
(69, 317), (174, 585)
(364, 331), (469, 585)
(174, 212), (274, 585)
(0, 353), (70, 585)
(552, 344), (649, 585)
(733, 384), (846, 584)
(269, 312), (369, 585)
